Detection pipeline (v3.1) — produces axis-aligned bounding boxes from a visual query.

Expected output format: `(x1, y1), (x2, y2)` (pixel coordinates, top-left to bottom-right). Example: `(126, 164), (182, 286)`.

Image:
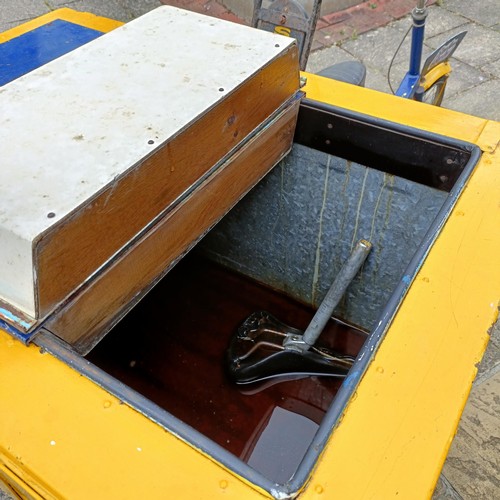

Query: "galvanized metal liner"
(201, 143), (447, 330)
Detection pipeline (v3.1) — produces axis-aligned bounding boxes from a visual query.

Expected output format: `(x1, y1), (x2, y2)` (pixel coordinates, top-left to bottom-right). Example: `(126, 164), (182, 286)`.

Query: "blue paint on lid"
(402, 275), (411, 285)
(0, 318), (33, 344)
(0, 19), (104, 86)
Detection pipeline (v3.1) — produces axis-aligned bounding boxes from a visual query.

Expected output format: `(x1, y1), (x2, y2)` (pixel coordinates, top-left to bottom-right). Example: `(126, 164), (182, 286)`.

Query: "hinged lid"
(0, 6), (299, 337)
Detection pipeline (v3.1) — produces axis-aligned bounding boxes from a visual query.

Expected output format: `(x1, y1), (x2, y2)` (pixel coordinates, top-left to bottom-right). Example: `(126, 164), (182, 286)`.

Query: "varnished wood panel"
(45, 99), (300, 352)
(35, 46), (299, 318)
(87, 253), (367, 484)
(0, 5), (299, 323)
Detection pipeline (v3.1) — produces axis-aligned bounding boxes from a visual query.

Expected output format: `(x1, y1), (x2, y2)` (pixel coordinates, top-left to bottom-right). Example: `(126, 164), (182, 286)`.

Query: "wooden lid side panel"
(35, 46), (299, 316)
(0, 6), (299, 325)
(46, 99), (300, 352)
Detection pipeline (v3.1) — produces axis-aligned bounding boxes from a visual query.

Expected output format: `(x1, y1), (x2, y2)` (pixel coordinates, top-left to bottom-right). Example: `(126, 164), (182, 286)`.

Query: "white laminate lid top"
(0, 6), (295, 317)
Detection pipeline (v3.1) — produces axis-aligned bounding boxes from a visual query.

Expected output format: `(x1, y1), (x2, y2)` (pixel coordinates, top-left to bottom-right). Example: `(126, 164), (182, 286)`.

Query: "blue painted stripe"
(0, 19), (104, 86)
(0, 318), (33, 344)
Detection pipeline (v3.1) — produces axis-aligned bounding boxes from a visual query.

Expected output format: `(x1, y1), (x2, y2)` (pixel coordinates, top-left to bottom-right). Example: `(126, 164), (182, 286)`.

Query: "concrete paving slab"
(489, 314), (500, 348)
(54, 0), (162, 22)
(306, 30), (405, 95)
(306, 44), (361, 73)
(0, 484), (15, 500)
(474, 341), (500, 385)
(390, 5), (469, 38)
(440, 59), (492, 101)
(445, 78), (500, 121)
(438, 373), (500, 500)
(433, 474), (463, 500)
(336, 25), (414, 75)
(0, 0), (51, 26)
(0, 21), (20, 34)
(427, 22), (500, 68)
(483, 57), (500, 79)
(442, 0), (500, 29)
(363, 66), (394, 94)
(385, 58), (421, 91)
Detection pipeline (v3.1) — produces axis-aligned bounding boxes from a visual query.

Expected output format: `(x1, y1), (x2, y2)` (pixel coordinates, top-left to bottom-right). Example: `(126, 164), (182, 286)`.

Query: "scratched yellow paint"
(0, 331), (270, 500)
(297, 112), (500, 498)
(1, 10), (499, 500)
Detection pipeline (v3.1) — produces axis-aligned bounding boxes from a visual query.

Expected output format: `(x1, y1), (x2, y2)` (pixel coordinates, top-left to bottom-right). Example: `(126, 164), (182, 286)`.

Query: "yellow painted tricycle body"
(0, 8), (498, 500)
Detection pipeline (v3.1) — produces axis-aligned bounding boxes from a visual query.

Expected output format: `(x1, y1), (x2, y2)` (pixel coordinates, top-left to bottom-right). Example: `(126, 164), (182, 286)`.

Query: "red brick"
(160, 0), (204, 15)
(316, 24), (357, 46)
(218, 11), (247, 25)
(347, 8), (393, 33)
(160, 0), (196, 8)
(371, 0), (438, 20)
(374, 0), (415, 20)
(316, 18), (329, 30)
(201, 1), (227, 16)
(321, 11), (352, 26)
(160, 0), (429, 40)
(310, 37), (326, 51)
(314, 28), (335, 47)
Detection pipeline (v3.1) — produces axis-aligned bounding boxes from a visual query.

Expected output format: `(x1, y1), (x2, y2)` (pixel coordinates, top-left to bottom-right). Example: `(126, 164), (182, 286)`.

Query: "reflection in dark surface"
(87, 253), (368, 483)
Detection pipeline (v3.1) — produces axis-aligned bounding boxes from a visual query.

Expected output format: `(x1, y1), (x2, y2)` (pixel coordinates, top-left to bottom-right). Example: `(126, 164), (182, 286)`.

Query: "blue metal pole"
(408, 5), (427, 76)
(395, 1), (428, 98)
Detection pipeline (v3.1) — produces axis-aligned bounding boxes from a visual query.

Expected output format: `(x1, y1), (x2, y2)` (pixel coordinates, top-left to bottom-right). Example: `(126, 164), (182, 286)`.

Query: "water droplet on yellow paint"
(422, 276), (430, 283)
(219, 480), (228, 489)
(315, 484), (324, 494)
(137, 447), (142, 452)
(376, 366), (384, 374)
(50, 440), (56, 446)
(103, 400), (112, 408)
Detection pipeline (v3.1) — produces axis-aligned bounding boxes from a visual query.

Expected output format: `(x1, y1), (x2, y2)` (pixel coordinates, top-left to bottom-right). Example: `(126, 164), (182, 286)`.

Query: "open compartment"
(38, 99), (480, 496)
